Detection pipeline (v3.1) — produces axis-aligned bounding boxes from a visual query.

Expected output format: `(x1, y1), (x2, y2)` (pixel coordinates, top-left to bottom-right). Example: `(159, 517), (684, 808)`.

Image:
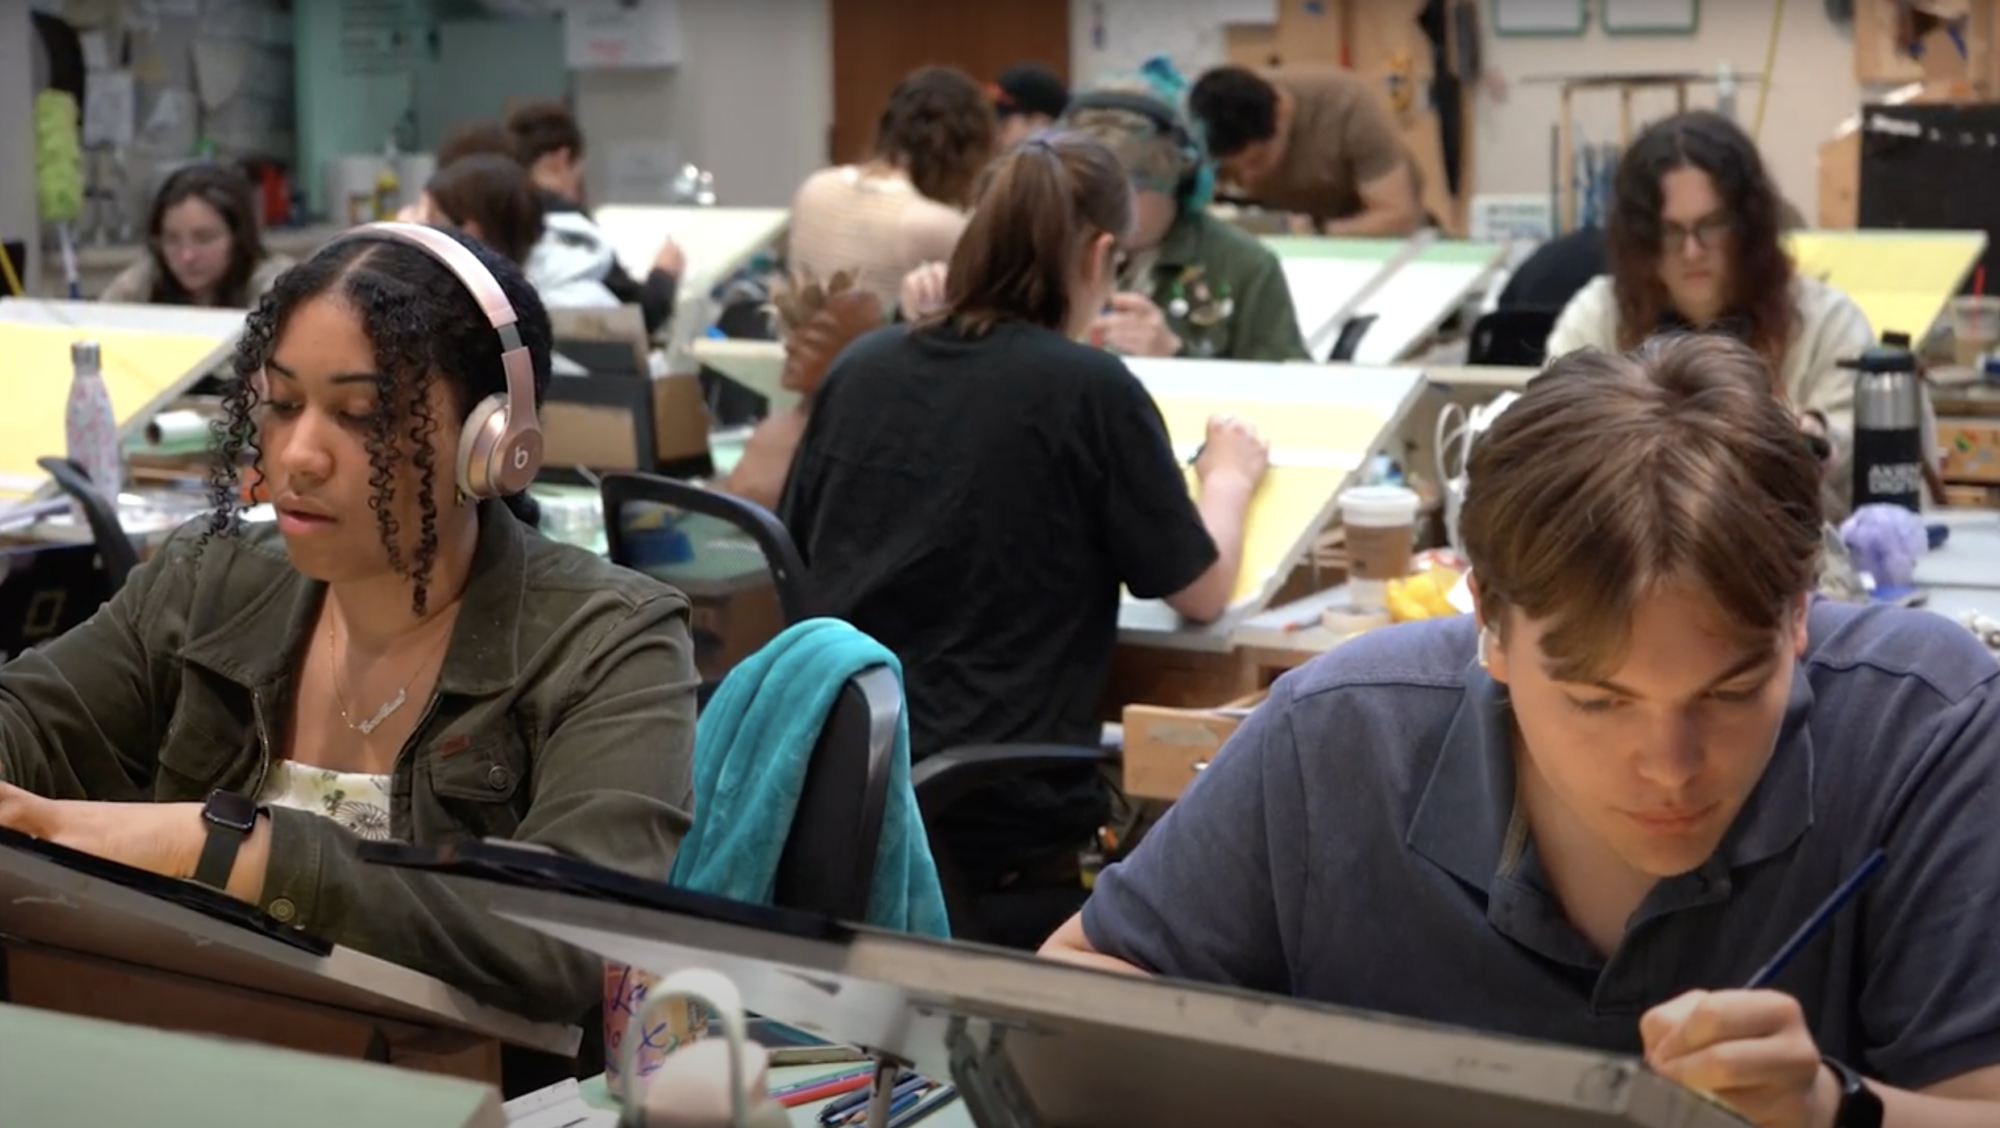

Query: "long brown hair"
(874, 66), (997, 208)
(1461, 334), (1822, 682)
(144, 163), (268, 307)
(1607, 111), (1797, 377)
(937, 132), (1133, 339)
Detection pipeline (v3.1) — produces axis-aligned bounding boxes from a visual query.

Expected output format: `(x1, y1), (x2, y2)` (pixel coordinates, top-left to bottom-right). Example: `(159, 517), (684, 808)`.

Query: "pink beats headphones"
(335, 221), (545, 499)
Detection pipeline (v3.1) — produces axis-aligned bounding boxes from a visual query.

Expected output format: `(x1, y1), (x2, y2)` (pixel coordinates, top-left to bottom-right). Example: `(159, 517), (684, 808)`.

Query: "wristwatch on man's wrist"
(1823, 1057), (1883, 1128)
(194, 789), (262, 890)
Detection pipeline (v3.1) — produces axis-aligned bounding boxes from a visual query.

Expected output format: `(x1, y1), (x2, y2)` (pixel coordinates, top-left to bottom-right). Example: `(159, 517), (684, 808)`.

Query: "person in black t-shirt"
(780, 133), (1268, 947)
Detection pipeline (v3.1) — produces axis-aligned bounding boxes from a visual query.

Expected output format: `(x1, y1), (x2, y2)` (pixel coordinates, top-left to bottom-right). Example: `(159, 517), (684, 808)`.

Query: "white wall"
(1061, 0), (1868, 219)
(1476, 5), (1863, 217)
(573, 0), (832, 209)
(1, 0), (42, 291)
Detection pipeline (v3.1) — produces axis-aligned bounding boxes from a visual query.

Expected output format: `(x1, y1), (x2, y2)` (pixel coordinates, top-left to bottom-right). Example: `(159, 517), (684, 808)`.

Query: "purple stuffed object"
(1839, 504), (1929, 596)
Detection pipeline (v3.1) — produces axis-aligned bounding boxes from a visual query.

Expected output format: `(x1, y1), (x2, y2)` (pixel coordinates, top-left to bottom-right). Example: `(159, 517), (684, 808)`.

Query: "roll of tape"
(1320, 603), (1393, 638)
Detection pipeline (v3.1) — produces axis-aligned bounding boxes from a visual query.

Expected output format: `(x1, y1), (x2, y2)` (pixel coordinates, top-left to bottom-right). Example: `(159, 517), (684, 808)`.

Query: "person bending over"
(991, 61), (1070, 150)
(0, 225), (698, 1026)
(1043, 334), (2000, 1128)
(781, 133), (1268, 949)
(1188, 63), (1422, 236)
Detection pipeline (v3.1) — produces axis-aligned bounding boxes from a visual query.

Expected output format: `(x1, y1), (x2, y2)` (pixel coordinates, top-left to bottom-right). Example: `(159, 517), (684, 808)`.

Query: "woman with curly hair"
(1545, 111), (1901, 516)
(788, 65), (997, 315)
(0, 224), (697, 1031)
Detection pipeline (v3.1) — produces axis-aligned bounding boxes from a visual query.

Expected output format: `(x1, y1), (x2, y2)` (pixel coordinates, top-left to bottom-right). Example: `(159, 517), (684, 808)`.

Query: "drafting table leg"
(1620, 86), (1634, 148)
(1558, 84), (1578, 232)
(945, 1015), (1049, 1128)
(1675, 82), (1689, 114)
(862, 1054), (904, 1128)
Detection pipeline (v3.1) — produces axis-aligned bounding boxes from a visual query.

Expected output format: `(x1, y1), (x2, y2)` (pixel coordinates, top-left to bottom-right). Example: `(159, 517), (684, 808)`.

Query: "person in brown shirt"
(1189, 64), (1422, 236)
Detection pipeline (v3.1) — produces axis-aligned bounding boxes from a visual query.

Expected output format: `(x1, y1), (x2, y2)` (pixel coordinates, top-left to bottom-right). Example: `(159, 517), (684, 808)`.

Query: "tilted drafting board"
(1785, 228), (1987, 343)
(592, 205), (790, 373)
(1263, 235), (1408, 361)
(1346, 239), (1507, 365)
(428, 868), (1753, 1128)
(0, 300), (245, 505)
(1118, 358), (1427, 647)
(0, 836), (579, 1055)
(688, 336), (799, 415)
(0, 1003), (507, 1128)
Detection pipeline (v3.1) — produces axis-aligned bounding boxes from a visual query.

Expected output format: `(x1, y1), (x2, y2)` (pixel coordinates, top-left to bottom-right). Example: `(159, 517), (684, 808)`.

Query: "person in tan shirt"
(1189, 64), (1422, 236)
(788, 66), (996, 316)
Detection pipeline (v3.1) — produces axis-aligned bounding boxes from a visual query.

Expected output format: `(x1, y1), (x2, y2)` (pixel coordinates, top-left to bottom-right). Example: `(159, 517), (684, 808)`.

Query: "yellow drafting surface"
(1148, 392), (1390, 610)
(1787, 230), (1987, 342)
(0, 322), (230, 498)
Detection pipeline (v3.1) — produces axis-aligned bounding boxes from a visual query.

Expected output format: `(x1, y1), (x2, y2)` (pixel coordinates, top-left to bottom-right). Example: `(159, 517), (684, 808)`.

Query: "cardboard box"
(1121, 692), (1266, 802)
(1939, 416), (2000, 483)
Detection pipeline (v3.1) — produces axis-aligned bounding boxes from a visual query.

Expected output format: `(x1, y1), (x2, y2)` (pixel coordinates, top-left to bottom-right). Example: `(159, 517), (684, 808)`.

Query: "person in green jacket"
(900, 64), (1307, 362)
(0, 225), (698, 1026)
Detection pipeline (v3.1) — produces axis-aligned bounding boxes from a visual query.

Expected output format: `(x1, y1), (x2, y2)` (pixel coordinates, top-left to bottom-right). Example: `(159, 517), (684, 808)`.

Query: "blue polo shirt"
(1082, 601), (2000, 1091)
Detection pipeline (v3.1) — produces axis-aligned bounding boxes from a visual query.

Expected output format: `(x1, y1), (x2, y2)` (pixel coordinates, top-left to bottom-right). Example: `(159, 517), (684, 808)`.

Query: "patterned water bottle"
(64, 340), (122, 524)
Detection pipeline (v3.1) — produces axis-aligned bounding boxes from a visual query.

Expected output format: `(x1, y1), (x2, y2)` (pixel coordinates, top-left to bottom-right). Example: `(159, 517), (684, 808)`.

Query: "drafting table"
(592, 205), (789, 372)
(0, 299), (244, 506)
(0, 1004), (507, 1128)
(1786, 228), (1987, 342)
(1117, 358), (1428, 651)
(1914, 509), (2000, 591)
(689, 336), (798, 415)
(1344, 239), (1507, 364)
(1262, 235), (1412, 361)
(414, 858), (1751, 1128)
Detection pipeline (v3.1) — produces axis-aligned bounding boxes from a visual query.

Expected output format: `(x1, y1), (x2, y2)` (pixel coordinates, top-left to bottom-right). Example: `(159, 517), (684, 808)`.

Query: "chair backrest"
(598, 472), (812, 691)
(37, 456), (137, 594)
(1466, 308), (1559, 368)
(772, 663), (901, 920)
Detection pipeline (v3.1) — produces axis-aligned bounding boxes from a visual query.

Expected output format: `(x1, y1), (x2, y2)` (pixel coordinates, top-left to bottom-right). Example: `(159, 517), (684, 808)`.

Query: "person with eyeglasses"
(1543, 111), (1925, 519)
(100, 163), (294, 308)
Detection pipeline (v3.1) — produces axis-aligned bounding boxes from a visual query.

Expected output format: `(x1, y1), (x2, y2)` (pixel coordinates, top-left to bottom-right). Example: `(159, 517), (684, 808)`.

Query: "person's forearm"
(1324, 205), (1420, 238)
(1197, 472), (1256, 584)
(1039, 942), (1154, 977)
(1875, 1086), (2000, 1127)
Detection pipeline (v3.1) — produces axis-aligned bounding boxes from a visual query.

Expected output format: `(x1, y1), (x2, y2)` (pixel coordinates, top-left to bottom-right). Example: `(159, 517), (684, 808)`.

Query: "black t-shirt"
(780, 320), (1218, 882)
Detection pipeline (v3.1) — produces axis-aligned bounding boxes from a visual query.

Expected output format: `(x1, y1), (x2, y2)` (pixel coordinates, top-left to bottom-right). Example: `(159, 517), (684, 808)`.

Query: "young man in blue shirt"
(1042, 335), (2000, 1128)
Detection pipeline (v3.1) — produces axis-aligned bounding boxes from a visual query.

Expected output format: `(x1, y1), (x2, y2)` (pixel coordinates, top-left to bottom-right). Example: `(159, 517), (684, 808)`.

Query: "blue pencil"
(1744, 849), (1888, 990)
(887, 1085), (960, 1128)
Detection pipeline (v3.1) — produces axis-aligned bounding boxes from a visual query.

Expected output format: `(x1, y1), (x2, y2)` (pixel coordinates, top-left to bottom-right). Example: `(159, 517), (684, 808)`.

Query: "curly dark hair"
(204, 227), (554, 615)
(1187, 65), (1278, 160)
(144, 163), (269, 307)
(1607, 111), (1797, 376)
(874, 66), (997, 208)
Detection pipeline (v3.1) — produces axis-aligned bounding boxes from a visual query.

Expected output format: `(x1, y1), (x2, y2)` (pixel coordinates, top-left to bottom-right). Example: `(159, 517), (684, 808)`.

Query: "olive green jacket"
(1141, 209), (1309, 362)
(0, 501), (698, 1024)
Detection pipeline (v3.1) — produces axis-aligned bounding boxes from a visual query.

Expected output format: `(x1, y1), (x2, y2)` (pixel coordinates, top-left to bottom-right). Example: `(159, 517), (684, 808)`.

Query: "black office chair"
(1464, 308), (1559, 368)
(598, 472), (812, 704)
(774, 663), (902, 920)
(36, 456), (137, 595)
(910, 741), (1119, 950)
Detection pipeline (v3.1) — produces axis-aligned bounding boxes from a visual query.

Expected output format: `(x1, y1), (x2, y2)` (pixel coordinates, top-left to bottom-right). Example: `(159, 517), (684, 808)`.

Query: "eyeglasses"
(153, 228), (229, 254)
(1659, 215), (1733, 252)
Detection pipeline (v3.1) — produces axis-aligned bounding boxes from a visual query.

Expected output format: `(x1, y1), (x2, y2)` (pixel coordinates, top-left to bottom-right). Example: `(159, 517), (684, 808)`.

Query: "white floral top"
(259, 761), (393, 840)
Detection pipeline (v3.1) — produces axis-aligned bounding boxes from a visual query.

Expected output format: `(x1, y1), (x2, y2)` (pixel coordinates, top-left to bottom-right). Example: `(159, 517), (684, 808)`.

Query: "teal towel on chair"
(668, 617), (950, 938)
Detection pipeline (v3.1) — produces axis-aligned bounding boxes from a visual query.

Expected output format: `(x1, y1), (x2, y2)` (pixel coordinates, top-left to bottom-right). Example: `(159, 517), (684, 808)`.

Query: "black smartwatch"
(1823, 1057), (1883, 1128)
(194, 789), (263, 890)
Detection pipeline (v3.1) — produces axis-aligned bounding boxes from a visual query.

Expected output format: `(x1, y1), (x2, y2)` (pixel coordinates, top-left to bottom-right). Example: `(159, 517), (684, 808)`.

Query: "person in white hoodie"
(415, 154), (621, 310)
(1545, 111), (1935, 519)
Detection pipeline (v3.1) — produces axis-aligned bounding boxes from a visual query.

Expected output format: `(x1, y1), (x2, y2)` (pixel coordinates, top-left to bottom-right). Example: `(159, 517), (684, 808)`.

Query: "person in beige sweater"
(787, 66), (996, 316)
(1546, 111), (1934, 518)
(100, 163), (292, 308)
